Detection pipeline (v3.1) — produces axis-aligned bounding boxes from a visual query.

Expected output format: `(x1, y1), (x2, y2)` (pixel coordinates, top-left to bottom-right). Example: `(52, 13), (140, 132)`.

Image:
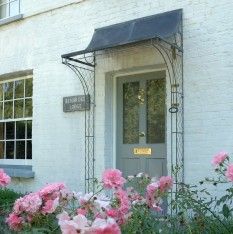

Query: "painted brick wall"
(0, 0), (233, 193)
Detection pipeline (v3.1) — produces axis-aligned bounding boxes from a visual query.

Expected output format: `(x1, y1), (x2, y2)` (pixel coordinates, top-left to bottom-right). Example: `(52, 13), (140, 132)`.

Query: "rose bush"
(5, 168), (172, 233)
(2, 151), (233, 233)
(0, 168), (11, 187)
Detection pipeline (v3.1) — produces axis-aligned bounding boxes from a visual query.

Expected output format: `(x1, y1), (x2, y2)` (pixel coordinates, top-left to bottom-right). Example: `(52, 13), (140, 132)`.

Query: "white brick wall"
(0, 0), (233, 193)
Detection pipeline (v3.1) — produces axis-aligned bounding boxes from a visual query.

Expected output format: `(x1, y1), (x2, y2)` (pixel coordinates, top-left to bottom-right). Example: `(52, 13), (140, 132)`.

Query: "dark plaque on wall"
(63, 95), (90, 112)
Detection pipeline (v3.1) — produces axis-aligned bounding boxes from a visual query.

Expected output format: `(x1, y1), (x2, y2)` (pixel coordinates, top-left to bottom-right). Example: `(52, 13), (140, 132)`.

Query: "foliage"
(0, 188), (22, 234)
(168, 151), (233, 234)
(0, 151), (233, 234)
(3, 169), (172, 233)
(121, 205), (160, 234)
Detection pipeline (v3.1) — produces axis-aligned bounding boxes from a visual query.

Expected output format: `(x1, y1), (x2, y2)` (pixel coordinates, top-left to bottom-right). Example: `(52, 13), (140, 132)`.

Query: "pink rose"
(211, 151), (228, 166)
(6, 213), (24, 231)
(58, 214), (88, 234)
(106, 209), (118, 218)
(58, 221), (79, 234)
(0, 169), (11, 187)
(57, 211), (70, 223)
(115, 189), (130, 215)
(93, 223), (121, 234)
(90, 218), (121, 234)
(106, 189), (130, 225)
(77, 208), (87, 216)
(39, 182), (66, 201)
(102, 169), (126, 189)
(147, 182), (159, 195)
(158, 176), (173, 192)
(13, 192), (42, 215)
(42, 197), (59, 214)
(225, 164), (233, 182)
(146, 182), (159, 208)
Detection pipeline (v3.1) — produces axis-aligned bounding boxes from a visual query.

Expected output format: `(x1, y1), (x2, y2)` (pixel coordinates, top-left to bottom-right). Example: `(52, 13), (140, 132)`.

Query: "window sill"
(0, 164), (34, 178)
(0, 14), (23, 27)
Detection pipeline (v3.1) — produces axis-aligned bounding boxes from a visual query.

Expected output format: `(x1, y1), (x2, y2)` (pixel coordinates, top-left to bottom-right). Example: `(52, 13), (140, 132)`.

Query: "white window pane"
(25, 79), (33, 97)
(16, 141), (25, 159)
(0, 142), (4, 159)
(0, 1), (7, 19)
(6, 122), (14, 139)
(9, 0), (19, 17)
(6, 141), (14, 159)
(25, 99), (32, 117)
(0, 102), (3, 120)
(15, 80), (24, 99)
(16, 121), (25, 139)
(14, 99), (24, 118)
(27, 140), (32, 159)
(4, 101), (13, 119)
(27, 120), (32, 139)
(4, 82), (13, 100)
(0, 123), (4, 140)
(0, 76), (32, 160)
(0, 84), (3, 101)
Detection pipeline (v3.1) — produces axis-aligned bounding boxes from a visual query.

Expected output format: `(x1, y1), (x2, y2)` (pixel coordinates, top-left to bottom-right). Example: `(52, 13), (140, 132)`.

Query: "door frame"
(110, 65), (168, 171)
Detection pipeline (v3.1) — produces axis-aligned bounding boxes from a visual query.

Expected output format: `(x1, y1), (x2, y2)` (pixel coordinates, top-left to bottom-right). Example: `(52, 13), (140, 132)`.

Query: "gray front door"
(116, 71), (166, 179)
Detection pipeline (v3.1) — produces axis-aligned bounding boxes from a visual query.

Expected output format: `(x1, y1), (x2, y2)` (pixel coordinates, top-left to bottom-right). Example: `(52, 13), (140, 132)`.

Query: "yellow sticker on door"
(133, 148), (152, 156)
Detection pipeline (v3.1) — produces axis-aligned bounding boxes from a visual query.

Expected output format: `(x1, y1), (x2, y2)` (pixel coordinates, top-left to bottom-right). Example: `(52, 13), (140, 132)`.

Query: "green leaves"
(222, 204), (230, 218)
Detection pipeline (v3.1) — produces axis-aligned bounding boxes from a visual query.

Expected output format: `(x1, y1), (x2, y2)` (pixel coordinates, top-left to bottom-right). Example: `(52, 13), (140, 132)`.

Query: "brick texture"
(0, 0), (233, 193)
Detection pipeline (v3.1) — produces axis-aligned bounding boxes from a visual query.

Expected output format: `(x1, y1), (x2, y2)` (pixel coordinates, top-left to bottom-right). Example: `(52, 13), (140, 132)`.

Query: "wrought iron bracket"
(62, 55), (96, 193)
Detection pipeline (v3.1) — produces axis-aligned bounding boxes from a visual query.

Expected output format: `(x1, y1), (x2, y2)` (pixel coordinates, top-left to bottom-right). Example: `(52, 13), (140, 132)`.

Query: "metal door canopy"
(62, 9), (182, 58)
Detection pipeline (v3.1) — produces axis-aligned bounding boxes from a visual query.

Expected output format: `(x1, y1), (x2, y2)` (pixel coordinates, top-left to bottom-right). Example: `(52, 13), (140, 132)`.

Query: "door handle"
(139, 131), (145, 137)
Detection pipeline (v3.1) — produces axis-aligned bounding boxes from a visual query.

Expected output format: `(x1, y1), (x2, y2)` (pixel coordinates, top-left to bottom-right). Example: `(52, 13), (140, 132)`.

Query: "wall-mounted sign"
(63, 95), (90, 112)
(133, 147), (152, 156)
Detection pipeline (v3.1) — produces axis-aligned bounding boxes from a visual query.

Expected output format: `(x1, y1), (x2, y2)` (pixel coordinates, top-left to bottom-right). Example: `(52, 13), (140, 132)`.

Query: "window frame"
(0, 75), (33, 160)
(0, 0), (20, 20)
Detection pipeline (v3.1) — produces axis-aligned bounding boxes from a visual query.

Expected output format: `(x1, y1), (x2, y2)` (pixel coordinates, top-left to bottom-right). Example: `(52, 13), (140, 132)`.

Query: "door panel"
(146, 159), (164, 179)
(117, 71), (166, 178)
(122, 158), (142, 176)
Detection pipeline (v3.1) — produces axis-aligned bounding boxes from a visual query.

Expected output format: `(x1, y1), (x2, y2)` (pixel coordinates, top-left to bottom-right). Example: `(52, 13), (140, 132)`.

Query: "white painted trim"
(112, 75), (117, 169)
(0, 74), (32, 84)
(0, 158), (32, 166)
(111, 65), (167, 170)
(0, 75), (33, 161)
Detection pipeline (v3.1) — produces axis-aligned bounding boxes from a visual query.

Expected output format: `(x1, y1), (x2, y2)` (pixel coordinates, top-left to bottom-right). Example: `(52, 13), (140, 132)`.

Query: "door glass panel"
(123, 82), (139, 144)
(146, 79), (165, 143)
